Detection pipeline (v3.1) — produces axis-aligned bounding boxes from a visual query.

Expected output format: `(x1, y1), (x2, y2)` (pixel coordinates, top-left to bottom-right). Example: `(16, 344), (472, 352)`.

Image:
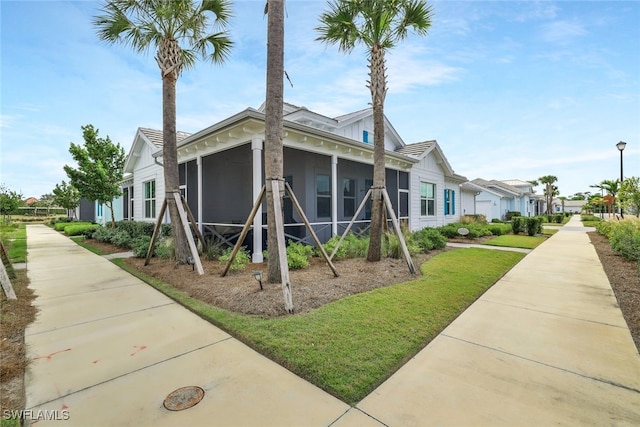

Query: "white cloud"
(539, 20), (588, 45)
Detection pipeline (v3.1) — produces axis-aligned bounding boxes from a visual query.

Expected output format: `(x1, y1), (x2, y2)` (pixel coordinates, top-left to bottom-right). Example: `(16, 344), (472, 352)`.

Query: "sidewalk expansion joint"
(27, 337), (234, 409)
(33, 282), (141, 301)
(481, 299), (629, 329)
(25, 302), (176, 336)
(442, 334), (640, 395)
(329, 407), (389, 427)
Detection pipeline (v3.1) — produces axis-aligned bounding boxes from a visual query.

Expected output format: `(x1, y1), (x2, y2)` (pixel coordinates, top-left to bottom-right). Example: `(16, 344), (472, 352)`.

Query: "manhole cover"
(163, 386), (205, 411)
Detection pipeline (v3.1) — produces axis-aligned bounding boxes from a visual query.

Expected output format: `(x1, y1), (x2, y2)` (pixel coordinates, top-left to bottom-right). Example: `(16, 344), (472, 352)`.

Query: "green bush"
(155, 238), (175, 259)
(64, 223), (99, 236)
(413, 227), (447, 251)
(54, 221), (92, 232)
(581, 214), (601, 222)
(382, 232), (421, 259)
(553, 214), (564, 224)
(511, 217), (523, 234)
(505, 211), (521, 221)
(287, 241), (314, 269)
(460, 214), (487, 224)
(609, 220), (640, 261)
(525, 217), (543, 236)
(110, 230), (133, 249)
(322, 234), (348, 260)
(93, 226), (117, 243)
(488, 225), (504, 236)
(491, 218), (504, 223)
(131, 236), (153, 258)
(219, 247), (250, 271)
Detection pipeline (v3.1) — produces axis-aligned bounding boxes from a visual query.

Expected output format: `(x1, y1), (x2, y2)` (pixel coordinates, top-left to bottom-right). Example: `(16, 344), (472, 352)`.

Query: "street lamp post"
(616, 141), (626, 217)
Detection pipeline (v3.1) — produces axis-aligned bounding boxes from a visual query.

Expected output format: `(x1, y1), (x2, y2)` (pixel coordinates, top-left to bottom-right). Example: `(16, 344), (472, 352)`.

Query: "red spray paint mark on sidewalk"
(130, 345), (147, 356)
(92, 360), (100, 364)
(32, 348), (72, 361)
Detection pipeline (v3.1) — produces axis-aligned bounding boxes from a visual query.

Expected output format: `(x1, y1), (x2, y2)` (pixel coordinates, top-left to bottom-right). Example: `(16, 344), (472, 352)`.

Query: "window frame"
(316, 174), (331, 218)
(144, 180), (156, 219)
(420, 182), (436, 217)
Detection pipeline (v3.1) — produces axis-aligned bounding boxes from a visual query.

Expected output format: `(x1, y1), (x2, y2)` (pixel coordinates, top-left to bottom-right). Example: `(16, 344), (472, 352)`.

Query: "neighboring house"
(121, 127), (192, 223)
(471, 178), (538, 221)
(123, 103), (467, 262)
(554, 199), (587, 214)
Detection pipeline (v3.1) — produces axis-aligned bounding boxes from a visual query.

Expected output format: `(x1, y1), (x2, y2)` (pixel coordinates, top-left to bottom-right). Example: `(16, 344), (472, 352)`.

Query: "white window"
(420, 182), (435, 216)
(144, 180), (156, 218)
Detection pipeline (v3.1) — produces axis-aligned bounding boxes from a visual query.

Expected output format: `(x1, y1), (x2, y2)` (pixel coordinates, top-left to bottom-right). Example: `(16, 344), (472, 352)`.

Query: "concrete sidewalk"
(23, 225), (354, 426)
(23, 217), (640, 426)
(347, 215), (640, 426)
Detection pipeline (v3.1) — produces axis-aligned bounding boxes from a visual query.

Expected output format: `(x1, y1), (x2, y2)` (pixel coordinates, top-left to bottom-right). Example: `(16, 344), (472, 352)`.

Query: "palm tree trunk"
(162, 73), (191, 263)
(265, 0), (285, 283)
(367, 45), (387, 262)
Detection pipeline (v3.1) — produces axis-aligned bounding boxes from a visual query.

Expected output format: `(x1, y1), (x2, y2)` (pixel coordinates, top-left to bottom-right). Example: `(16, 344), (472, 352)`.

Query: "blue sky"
(1, 0), (638, 200)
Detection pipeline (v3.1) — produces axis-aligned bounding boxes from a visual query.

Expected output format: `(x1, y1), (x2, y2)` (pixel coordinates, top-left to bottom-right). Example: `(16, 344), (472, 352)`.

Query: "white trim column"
(197, 155), (203, 233)
(331, 154), (338, 236)
(252, 138), (264, 263)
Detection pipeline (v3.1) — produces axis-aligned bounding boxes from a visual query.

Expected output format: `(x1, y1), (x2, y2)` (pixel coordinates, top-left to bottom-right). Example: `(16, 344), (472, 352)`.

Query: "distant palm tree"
(94, 0), (233, 262)
(316, 0), (433, 261)
(601, 179), (621, 216)
(538, 175), (558, 215)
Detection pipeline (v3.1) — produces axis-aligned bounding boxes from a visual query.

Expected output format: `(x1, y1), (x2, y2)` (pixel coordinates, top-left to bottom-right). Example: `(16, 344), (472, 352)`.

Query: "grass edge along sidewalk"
(114, 247), (524, 405)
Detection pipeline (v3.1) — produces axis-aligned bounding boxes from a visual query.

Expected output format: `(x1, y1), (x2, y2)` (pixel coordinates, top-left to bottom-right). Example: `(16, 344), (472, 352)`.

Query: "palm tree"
(316, 0), (432, 261)
(94, 0), (233, 262)
(601, 179), (621, 216)
(538, 175), (558, 215)
(264, 0), (285, 283)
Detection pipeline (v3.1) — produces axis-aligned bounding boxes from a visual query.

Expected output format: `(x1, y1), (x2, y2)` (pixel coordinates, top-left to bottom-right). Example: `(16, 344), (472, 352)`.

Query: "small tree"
(0, 184), (22, 223)
(53, 181), (81, 219)
(619, 176), (640, 217)
(64, 125), (125, 228)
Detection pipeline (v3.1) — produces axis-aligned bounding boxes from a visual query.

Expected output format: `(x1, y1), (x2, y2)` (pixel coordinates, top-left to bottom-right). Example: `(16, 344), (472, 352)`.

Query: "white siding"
(408, 152), (445, 231)
(130, 142), (165, 223)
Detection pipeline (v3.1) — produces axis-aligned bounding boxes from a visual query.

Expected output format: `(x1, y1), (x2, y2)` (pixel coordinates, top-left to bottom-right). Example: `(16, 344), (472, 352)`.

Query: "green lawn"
(114, 247), (524, 404)
(0, 223), (27, 263)
(482, 234), (547, 249)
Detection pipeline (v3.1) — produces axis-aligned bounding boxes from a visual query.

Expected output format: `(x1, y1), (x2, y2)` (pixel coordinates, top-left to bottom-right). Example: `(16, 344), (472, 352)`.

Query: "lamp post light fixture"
(617, 141), (626, 216)
(253, 271), (263, 290)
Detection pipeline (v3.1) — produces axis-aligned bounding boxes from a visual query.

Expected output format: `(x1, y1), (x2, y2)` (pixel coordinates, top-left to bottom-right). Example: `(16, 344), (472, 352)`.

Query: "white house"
(122, 102), (468, 262)
(471, 178), (538, 221)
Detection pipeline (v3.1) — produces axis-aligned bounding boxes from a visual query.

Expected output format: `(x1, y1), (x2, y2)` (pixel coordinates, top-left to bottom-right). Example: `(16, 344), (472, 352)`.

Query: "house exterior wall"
(460, 190), (476, 216)
(475, 192), (502, 221)
(131, 141), (165, 223)
(408, 151), (448, 230)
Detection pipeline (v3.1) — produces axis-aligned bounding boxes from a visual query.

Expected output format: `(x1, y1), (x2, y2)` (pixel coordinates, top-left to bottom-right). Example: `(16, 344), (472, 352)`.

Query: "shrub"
(511, 217), (523, 234)
(131, 236), (153, 258)
(322, 234), (348, 260)
(488, 225), (504, 236)
(553, 214), (564, 224)
(63, 223), (99, 236)
(413, 227), (447, 251)
(110, 230), (133, 249)
(491, 218), (504, 223)
(92, 226), (117, 243)
(382, 232), (421, 259)
(155, 238), (175, 260)
(581, 214), (601, 222)
(460, 214), (487, 224)
(609, 220), (640, 261)
(505, 211), (521, 221)
(219, 247), (250, 271)
(437, 225), (459, 239)
(286, 241), (314, 269)
(54, 221), (92, 232)
(525, 217), (543, 236)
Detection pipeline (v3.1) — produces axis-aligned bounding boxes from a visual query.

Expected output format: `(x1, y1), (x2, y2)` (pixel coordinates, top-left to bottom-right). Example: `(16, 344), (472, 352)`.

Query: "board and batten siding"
(408, 151), (445, 231)
(131, 141), (165, 223)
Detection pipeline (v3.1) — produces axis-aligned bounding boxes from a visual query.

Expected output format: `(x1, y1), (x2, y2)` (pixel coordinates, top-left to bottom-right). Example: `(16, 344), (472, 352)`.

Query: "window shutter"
(452, 191), (456, 215)
(444, 189), (449, 215)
